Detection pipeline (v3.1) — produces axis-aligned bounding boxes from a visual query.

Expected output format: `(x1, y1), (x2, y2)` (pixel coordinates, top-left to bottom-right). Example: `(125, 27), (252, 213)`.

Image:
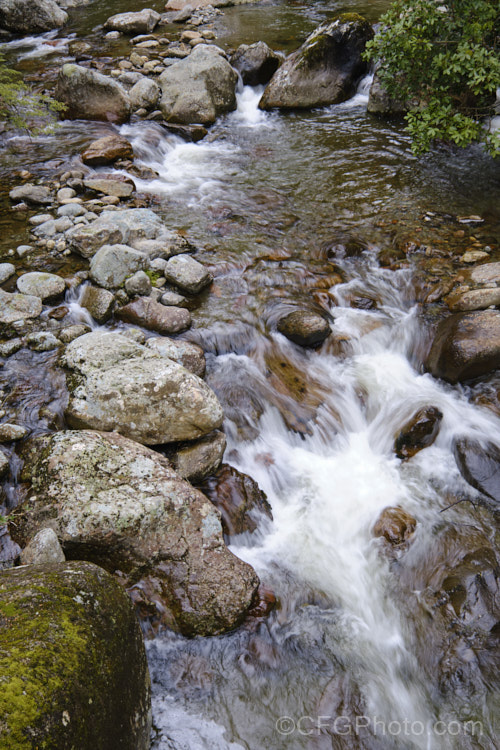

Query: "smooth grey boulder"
(125, 270), (152, 297)
(163, 254), (212, 294)
(104, 9), (160, 34)
(0, 263), (15, 284)
(20, 527), (65, 565)
(55, 64), (131, 124)
(66, 208), (179, 259)
(259, 14), (373, 110)
(129, 78), (160, 110)
(0, 561), (151, 748)
(231, 41), (280, 86)
(61, 330), (223, 444)
(116, 297), (191, 334)
(79, 284), (115, 323)
(9, 183), (51, 205)
(83, 174), (135, 198)
(159, 44), (238, 125)
(0, 0), (67, 32)
(14, 430), (259, 635)
(0, 288), (42, 327)
(425, 311), (500, 383)
(89, 244), (145, 289)
(16, 271), (65, 301)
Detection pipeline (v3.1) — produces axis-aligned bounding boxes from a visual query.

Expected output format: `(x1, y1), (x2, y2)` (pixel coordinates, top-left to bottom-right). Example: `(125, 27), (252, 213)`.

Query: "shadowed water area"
(0, 0), (499, 748)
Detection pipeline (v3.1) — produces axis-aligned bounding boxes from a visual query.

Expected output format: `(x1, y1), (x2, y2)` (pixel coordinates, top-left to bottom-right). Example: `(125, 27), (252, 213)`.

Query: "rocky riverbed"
(0, 0), (499, 748)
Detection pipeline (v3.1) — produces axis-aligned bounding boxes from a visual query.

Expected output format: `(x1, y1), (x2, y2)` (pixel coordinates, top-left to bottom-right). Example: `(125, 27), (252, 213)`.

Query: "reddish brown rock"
(395, 406), (443, 459)
(201, 463), (273, 537)
(116, 297), (191, 334)
(81, 135), (134, 167)
(373, 507), (417, 545)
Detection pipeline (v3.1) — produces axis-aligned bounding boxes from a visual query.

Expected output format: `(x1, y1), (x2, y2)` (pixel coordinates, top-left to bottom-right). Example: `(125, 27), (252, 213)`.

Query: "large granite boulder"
(0, 561), (151, 749)
(12, 431), (259, 636)
(66, 208), (190, 259)
(259, 14), (373, 110)
(104, 9), (160, 34)
(0, 0), (67, 33)
(55, 64), (131, 124)
(159, 44), (238, 125)
(230, 41), (281, 86)
(61, 330), (223, 444)
(425, 311), (500, 383)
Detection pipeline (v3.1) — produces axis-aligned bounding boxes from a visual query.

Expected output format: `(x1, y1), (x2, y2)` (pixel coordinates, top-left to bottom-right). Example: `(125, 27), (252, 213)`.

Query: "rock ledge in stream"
(12, 431), (259, 636)
(259, 14), (373, 110)
(0, 561), (151, 749)
(61, 330), (223, 445)
(425, 311), (500, 383)
(55, 64), (131, 124)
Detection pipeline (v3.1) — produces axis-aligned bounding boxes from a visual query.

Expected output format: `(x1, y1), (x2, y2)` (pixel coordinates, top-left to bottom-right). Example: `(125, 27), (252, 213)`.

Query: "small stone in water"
(0, 423), (29, 442)
(16, 245), (32, 257)
(0, 339), (23, 357)
(57, 187), (76, 202)
(462, 250), (490, 263)
(105, 31), (121, 39)
(0, 263), (15, 284)
(25, 332), (61, 352)
(160, 291), (188, 307)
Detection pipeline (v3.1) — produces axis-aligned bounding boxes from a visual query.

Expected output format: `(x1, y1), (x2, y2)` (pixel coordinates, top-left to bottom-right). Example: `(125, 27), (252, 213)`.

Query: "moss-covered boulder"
(259, 14), (373, 110)
(0, 561), (151, 749)
(11, 429), (259, 636)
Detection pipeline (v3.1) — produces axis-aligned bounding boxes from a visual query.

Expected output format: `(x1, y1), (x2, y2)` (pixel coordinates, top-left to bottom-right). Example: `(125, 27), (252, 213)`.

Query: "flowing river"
(1, 1), (499, 748)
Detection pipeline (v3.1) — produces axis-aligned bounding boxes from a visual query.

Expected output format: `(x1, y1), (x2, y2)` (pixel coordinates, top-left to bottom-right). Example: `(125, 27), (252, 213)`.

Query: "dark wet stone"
(201, 463), (273, 537)
(454, 437), (500, 503)
(116, 297), (191, 334)
(277, 309), (331, 347)
(395, 406), (443, 459)
(81, 135), (134, 166)
(231, 41), (281, 86)
(372, 506), (417, 545)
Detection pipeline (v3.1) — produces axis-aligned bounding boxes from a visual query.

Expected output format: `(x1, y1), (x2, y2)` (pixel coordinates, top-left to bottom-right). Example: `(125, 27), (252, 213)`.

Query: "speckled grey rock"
(58, 324), (92, 344)
(129, 78), (160, 110)
(163, 254), (212, 294)
(116, 297), (191, 334)
(0, 0), (67, 32)
(20, 528), (65, 565)
(169, 429), (226, 483)
(79, 285), (115, 323)
(159, 44), (238, 125)
(125, 270), (152, 297)
(0, 289), (42, 327)
(104, 9), (160, 34)
(0, 263), (15, 284)
(55, 64), (131, 124)
(231, 41), (280, 86)
(15, 430), (259, 635)
(57, 203), (85, 217)
(61, 330), (223, 445)
(146, 335), (205, 376)
(0, 450), (9, 477)
(17, 272), (66, 301)
(83, 175), (135, 198)
(90, 244), (145, 289)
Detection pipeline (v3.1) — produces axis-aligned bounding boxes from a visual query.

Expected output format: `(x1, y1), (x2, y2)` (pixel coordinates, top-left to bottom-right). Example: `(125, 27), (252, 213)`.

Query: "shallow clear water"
(0, 1), (499, 748)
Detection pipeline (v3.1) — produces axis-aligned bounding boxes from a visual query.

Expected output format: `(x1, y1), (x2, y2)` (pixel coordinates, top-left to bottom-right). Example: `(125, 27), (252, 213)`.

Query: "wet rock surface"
(373, 506), (417, 545)
(259, 14), (373, 109)
(200, 463), (273, 537)
(0, 561), (151, 749)
(62, 330), (223, 444)
(231, 41), (281, 85)
(425, 311), (500, 383)
(81, 134), (134, 166)
(395, 406), (443, 459)
(12, 431), (259, 636)
(277, 309), (331, 347)
(454, 437), (500, 504)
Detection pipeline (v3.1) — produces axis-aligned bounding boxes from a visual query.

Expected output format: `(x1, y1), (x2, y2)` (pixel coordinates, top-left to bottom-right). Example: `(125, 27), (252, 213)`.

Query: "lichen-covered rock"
(230, 41), (281, 85)
(104, 9), (160, 34)
(0, 561), (151, 748)
(425, 311), (500, 383)
(61, 330), (223, 444)
(129, 78), (160, 110)
(0, 0), (67, 33)
(159, 44), (238, 125)
(146, 335), (206, 377)
(79, 284), (115, 323)
(9, 183), (51, 205)
(277, 309), (331, 347)
(83, 174), (135, 198)
(81, 134), (134, 166)
(259, 14), (373, 110)
(55, 64), (131, 124)
(12, 431), (259, 635)
(0, 289), (42, 328)
(394, 406), (443, 459)
(163, 254), (213, 294)
(20, 527), (65, 564)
